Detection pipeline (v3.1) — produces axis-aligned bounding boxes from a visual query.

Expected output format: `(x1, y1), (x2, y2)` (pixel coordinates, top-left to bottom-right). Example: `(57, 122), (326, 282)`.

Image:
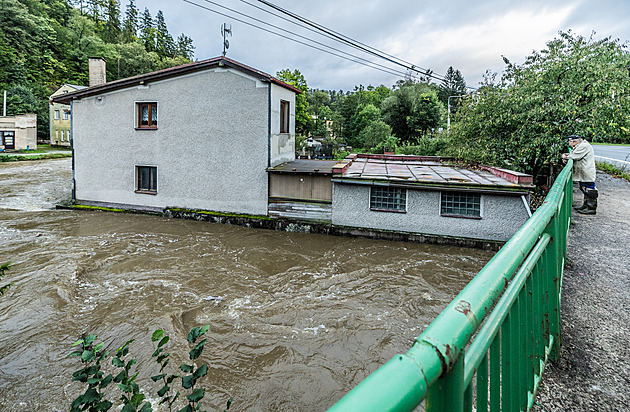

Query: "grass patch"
(0, 152), (72, 162)
(72, 204), (129, 213)
(167, 208), (274, 220)
(596, 162), (630, 182)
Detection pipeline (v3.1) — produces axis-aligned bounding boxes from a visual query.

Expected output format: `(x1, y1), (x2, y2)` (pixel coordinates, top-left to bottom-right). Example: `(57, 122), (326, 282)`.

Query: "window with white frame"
(63, 110), (69, 120)
(61, 130), (64, 142)
(137, 102), (158, 129)
(136, 166), (157, 193)
(370, 186), (407, 212)
(280, 100), (289, 133)
(54, 110), (60, 120)
(440, 192), (481, 218)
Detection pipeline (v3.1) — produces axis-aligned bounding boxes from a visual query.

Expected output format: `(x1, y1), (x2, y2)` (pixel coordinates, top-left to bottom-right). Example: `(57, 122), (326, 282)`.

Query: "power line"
(180, 0), (428, 81)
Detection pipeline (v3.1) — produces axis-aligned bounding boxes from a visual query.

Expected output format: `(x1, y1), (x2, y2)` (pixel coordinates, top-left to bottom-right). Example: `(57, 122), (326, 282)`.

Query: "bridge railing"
(328, 160), (573, 412)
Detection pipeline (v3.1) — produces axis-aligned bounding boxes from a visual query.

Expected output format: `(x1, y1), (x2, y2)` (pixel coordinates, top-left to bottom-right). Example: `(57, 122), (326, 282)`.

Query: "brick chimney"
(88, 57), (107, 87)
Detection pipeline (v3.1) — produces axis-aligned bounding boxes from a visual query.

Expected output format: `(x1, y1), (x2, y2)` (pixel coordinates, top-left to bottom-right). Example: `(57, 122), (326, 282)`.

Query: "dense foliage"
(68, 326), (232, 412)
(451, 31), (630, 182)
(0, 0), (195, 139)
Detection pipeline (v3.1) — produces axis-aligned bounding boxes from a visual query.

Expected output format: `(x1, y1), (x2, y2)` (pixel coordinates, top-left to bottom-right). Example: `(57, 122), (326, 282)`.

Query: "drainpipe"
(71, 100), (76, 202)
(522, 195), (532, 218)
(267, 82), (271, 168)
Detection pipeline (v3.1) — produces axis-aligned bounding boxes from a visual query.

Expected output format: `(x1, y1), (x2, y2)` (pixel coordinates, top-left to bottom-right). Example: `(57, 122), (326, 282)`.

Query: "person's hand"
(562, 153), (569, 160)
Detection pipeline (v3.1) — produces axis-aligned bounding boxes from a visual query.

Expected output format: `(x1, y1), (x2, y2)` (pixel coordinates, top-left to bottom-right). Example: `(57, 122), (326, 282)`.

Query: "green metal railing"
(328, 160), (573, 412)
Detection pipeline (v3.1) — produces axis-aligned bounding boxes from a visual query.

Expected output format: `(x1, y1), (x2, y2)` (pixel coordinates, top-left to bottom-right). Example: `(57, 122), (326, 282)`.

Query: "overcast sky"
(132, 0), (630, 91)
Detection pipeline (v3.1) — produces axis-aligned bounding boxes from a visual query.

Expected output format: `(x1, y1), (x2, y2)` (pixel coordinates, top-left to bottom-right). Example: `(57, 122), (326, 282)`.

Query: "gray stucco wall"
(270, 83), (296, 166)
(331, 183), (530, 242)
(72, 68), (273, 215)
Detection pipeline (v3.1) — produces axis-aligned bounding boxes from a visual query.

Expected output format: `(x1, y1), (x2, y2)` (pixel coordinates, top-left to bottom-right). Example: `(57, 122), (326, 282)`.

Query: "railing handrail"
(328, 160), (573, 412)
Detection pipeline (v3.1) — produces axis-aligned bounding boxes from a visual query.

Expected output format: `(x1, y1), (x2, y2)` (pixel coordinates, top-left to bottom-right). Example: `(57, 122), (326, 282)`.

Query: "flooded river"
(0, 158), (494, 411)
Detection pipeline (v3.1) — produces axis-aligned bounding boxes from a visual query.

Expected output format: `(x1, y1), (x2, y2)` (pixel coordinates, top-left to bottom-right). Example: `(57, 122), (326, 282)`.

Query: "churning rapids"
(0, 158), (494, 411)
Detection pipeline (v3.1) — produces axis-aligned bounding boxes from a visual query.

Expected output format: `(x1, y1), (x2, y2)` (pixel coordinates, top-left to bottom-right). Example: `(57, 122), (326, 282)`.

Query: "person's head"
(568, 134), (583, 148)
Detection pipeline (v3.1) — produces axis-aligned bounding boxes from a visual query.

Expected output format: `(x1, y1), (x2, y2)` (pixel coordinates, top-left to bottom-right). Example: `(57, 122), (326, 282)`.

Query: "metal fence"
(328, 160), (573, 412)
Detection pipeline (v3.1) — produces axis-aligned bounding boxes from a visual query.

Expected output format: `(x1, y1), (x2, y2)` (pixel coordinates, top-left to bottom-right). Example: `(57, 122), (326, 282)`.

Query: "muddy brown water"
(0, 158), (494, 411)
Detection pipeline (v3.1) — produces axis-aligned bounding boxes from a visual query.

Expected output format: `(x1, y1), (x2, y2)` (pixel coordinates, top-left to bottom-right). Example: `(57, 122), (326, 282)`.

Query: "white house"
(52, 56), (300, 216)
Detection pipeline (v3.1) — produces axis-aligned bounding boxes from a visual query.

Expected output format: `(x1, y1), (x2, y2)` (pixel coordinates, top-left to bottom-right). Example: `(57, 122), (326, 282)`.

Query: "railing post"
(426, 353), (465, 411)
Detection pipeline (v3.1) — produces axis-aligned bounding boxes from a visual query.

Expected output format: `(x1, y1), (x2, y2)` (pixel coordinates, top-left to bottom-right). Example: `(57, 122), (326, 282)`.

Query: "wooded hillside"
(0, 0), (195, 139)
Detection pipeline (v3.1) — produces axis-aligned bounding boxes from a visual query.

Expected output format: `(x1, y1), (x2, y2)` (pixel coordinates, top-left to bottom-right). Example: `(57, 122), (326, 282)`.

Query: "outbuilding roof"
(51, 56), (302, 105)
(331, 154), (533, 193)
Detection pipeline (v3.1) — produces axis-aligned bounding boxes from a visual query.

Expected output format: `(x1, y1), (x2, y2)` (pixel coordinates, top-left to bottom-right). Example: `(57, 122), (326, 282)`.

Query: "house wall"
(72, 68), (273, 215)
(269, 84), (296, 166)
(331, 183), (530, 242)
(50, 85), (80, 147)
(0, 114), (37, 150)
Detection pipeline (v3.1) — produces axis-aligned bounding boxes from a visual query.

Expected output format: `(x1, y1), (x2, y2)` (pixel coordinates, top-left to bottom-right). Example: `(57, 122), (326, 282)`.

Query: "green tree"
(102, 0), (121, 43)
(121, 0), (138, 42)
(438, 66), (467, 113)
(155, 10), (174, 59)
(381, 81), (442, 143)
(452, 31), (630, 183)
(275, 69), (310, 134)
(346, 103), (380, 147)
(139, 7), (155, 52)
(361, 120), (392, 150)
(175, 33), (194, 60)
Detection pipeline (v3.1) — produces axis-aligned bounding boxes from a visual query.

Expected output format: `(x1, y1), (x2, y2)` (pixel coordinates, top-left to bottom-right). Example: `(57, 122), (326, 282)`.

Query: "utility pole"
(447, 95), (467, 134)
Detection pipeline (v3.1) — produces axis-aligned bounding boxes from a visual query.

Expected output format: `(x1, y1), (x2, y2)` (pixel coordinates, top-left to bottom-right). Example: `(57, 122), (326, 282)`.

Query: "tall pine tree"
(139, 7), (155, 52)
(121, 0), (138, 42)
(155, 10), (174, 58)
(102, 0), (120, 43)
(438, 66), (467, 113)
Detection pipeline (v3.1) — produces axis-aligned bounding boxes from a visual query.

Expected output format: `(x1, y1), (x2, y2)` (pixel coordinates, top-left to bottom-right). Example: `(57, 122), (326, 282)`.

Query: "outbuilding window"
(54, 110), (60, 120)
(137, 102), (158, 129)
(136, 166), (157, 194)
(370, 186), (406, 212)
(280, 100), (289, 133)
(441, 192), (481, 218)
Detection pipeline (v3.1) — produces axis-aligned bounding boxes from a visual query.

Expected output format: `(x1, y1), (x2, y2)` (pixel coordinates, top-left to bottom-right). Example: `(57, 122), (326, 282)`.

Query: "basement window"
(136, 166), (157, 194)
(441, 192), (481, 218)
(137, 102), (158, 129)
(370, 186), (406, 212)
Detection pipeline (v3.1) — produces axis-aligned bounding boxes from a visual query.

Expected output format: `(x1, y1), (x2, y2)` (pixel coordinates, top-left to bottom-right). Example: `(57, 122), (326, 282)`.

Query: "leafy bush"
(68, 326), (232, 412)
(398, 136), (451, 156)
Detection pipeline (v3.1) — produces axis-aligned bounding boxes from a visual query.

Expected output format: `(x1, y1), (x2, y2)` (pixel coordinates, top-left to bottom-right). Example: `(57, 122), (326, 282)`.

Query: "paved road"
(592, 144), (630, 170)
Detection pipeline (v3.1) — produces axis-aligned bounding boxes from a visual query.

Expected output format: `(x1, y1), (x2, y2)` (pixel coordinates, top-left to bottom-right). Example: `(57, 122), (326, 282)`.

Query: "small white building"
(52, 57), (300, 216)
(0, 114), (37, 151)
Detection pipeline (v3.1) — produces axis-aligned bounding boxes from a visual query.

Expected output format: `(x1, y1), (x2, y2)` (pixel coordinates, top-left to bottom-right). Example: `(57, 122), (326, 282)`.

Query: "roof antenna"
(221, 23), (232, 56)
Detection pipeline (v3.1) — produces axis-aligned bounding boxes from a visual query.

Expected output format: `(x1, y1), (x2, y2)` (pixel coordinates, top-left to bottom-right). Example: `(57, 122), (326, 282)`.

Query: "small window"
(136, 166), (157, 193)
(280, 100), (289, 133)
(137, 103), (158, 128)
(61, 130), (65, 142)
(54, 110), (60, 120)
(63, 110), (69, 120)
(441, 192), (481, 218)
(370, 186), (406, 212)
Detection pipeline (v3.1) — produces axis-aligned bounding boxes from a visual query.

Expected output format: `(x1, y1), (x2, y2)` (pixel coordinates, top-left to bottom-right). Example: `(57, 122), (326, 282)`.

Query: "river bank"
(533, 171), (630, 410)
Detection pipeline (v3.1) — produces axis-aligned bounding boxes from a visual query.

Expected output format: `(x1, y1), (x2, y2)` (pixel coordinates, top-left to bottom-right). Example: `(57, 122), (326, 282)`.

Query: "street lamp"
(447, 95), (467, 134)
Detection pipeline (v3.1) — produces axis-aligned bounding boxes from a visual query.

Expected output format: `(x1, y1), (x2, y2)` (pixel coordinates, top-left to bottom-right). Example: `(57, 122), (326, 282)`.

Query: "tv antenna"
(221, 23), (232, 56)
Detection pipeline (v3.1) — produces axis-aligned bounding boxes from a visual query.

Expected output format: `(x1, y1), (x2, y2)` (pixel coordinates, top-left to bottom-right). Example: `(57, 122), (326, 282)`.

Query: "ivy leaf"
(189, 339), (207, 360)
(199, 325), (210, 337)
(193, 363), (208, 380)
(151, 373), (167, 382)
(84, 335), (97, 346)
(157, 384), (169, 397)
(152, 329), (164, 342)
(68, 350), (83, 358)
(81, 350), (96, 362)
(187, 327), (200, 343)
(179, 364), (194, 373)
(100, 374), (113, 389)
(158, 335), (170, 348)
(130, 393), (146, 405)
(181, 375), (193, 389)
(139, 402), (153, 412)
(112, 357), (125, 368)
(186, 388), (205, 403)
(94, 400), (113, 411)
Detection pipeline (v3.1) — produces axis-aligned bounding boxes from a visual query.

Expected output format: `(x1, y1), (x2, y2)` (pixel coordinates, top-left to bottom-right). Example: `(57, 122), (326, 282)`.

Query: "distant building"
(0, 114), (37, 151)
(49, 84), (86, 147)
(49, 84), (87, 147)
(52, 56), (299, 216)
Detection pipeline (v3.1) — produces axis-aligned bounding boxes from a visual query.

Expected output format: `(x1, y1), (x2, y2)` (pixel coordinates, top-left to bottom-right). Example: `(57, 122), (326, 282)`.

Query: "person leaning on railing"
(562, 134), (598, 215)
